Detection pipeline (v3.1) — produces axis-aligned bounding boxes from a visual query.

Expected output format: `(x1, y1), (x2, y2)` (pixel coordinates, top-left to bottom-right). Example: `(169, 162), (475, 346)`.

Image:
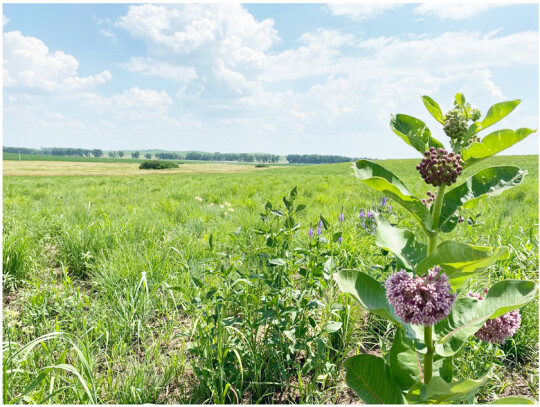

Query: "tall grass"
(3, 155), (538, 403)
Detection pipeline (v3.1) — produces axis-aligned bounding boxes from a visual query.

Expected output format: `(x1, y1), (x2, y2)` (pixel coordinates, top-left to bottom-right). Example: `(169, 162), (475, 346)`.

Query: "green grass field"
(3, 155), (538, 404)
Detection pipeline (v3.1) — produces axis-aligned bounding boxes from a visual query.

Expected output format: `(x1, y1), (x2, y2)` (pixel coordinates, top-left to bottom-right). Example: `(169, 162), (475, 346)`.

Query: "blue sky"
(3, 3), (538, 158)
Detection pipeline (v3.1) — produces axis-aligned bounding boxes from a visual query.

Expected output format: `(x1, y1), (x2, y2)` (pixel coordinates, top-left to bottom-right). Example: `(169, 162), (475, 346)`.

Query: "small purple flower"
(381, 197), (388, 206)
(317, 220), (322, 235)
(309, 227), (313, 239)
(339, 210), (344, 223)
(385, 266), (456, 326)
(338, 236), (343, 244)
(388, 205), (392, 213)
(359, 210), (365, 219)
(468, 292), (522, 344)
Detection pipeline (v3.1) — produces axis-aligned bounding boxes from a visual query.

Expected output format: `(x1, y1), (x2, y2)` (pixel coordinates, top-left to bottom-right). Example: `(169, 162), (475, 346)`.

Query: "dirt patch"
(3, 161), (277, 176)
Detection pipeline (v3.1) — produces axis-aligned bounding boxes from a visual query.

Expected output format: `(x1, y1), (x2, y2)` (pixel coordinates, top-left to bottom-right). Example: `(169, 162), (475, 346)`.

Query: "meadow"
(3, 155), (538, 404)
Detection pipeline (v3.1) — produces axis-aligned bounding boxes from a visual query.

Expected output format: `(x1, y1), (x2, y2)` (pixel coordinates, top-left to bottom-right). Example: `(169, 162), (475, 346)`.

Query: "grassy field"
(3, 155), (538, 404)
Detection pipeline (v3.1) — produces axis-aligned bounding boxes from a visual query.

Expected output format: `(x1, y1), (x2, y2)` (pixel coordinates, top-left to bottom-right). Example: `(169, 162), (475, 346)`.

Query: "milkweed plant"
(334, 93), (538, 404)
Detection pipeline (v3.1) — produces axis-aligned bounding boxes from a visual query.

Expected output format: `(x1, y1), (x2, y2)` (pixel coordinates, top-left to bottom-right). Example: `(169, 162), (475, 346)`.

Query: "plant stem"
(424, 325), (434, 384)
(423, 183), (446, 385)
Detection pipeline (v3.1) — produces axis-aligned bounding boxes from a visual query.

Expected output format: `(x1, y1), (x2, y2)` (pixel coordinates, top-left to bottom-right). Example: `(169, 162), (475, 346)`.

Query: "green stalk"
(424, 183), (446, 384)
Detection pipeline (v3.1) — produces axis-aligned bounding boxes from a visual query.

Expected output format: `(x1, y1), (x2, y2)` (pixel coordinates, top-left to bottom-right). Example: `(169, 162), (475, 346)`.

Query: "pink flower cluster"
(467, 292), (522, 344)
(385, 266), (456, 326)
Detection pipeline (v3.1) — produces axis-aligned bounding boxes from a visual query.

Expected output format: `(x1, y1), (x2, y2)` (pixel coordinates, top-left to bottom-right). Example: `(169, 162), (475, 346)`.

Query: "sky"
(2, 2), (539, 158)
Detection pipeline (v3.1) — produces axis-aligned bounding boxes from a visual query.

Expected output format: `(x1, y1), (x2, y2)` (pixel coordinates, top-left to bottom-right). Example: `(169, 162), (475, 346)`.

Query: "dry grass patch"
(3, 160), (275, 176)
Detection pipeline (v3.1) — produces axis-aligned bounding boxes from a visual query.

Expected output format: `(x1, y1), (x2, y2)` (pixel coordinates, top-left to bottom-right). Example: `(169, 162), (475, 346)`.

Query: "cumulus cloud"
(3, 15), (9, 26)
(80, 87), (174, 121)
(414, 4), (509, 20)
(116, 4), (279, 96)
(3, 31), (112, 91)
(120, 57), (197, 83)
(326, 4), (403, 21)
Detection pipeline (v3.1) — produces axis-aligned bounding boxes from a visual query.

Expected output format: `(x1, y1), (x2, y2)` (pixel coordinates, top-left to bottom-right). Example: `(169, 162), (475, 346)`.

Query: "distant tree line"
(285, 154), (355, 164)
(4, 146), (362, 164)
(185, 152), (280, 163)
(3, 146), (104, 158)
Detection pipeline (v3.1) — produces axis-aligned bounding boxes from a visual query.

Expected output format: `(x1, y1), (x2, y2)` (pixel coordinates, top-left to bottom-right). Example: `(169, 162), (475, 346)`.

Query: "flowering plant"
(334, 94), (537, 404)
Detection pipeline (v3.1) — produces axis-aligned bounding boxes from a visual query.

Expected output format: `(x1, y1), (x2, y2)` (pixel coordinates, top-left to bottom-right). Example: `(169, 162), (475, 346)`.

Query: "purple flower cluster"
(467, 292), (522, 344)
(385, 266), (456, 326)
(476, 311), (521, 344)
(416, 147), (463, 187)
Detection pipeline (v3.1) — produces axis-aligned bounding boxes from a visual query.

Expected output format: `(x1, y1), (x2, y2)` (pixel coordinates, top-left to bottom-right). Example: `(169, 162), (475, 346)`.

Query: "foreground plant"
(334, 93), (538, 404)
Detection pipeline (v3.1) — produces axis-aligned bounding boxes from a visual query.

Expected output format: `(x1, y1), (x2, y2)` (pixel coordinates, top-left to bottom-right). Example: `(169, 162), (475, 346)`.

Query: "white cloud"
(3, 31), (111, 91)
(117, 4), (279, 96)
(120, 57), (197, 83)
(414, 4), (509, 20)
(80, 87), (174, 121)
(327, 4), (403, 21)
(3, 15), (9, 26)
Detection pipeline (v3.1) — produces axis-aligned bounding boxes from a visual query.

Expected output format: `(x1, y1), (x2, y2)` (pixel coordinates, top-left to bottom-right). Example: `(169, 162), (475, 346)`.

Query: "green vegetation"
(3, 155), (538, 404)
(3, 152), (145, 164)
(139, 160), (179, 170)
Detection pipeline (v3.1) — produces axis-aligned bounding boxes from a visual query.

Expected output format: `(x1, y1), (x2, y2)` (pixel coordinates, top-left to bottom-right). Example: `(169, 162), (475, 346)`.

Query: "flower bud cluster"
(443, 109), (468, 139)
(470, 108), (481, 122)
(422, 191), (437, 209)
(385, 266), (456, 326)
(416, 147), (463, 186)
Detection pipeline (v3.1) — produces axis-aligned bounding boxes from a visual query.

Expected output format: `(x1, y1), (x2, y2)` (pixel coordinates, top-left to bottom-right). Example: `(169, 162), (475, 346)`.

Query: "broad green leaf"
(469, 100), (521, 134)
(422, 95), (444, 124)
(389, 328), (423, 390)
(390, 114), (429, 153)
(440, 214), (459, 233)
(416, 241), (509, 289)
(439, 166), (527, 229)
(435, 280), (538, 357)
(433, 354), (453, 383)
(333, 269), (398, 324)
(374, 213), (427, 272)
(491, 396), (536, 404)
(353, 160), (432, 232)
(423, 373), (491, 403)
(334, 269), (418, 339)
(390, 114), (443, 155)
(462, 128), (536, 167)
(345, 354), (404, 404)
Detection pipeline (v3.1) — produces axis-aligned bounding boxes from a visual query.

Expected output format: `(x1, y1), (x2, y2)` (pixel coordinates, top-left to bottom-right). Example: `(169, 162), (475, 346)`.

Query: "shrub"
(139, 160), (178, 170)
(254, 163), (269, 168)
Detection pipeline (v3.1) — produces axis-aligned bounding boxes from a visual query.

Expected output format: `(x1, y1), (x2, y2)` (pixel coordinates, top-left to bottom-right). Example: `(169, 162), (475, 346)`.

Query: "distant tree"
(118, 151), (124, 158)
(144, 153), (152, 159)
(92, 149), (103, 158)
(131, 151), (140, 159)
(109, 151), (117, 158)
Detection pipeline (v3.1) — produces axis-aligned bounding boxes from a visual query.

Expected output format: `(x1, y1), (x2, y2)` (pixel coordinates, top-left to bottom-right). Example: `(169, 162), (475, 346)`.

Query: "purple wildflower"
(366, 210), (372, 218)
(359, 210), (365, 219)
(309, 227), (313, 239)
(468, 292), (522, 344)
(317, 220), (322, 235)
(385, 266), (456, 326)
(388, 205), (392, 213)
(381, 197), (388, 206)
(339, 210), (344, 223)
(338, 236), (343, 244)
